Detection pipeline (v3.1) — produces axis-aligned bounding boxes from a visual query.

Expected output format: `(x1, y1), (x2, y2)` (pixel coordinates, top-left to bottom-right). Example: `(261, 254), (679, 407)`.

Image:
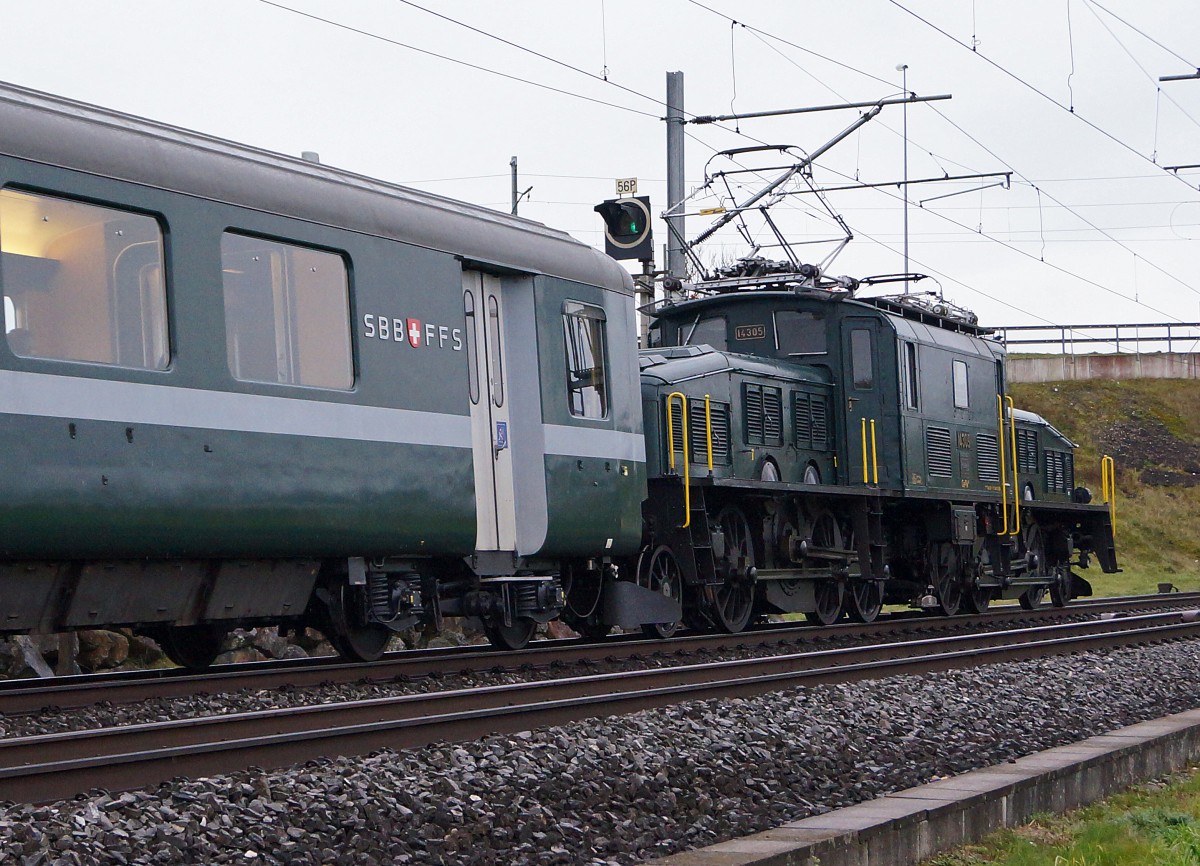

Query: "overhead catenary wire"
(927, 103), (1200, 299)
(679, 98), (1195, 322)
(675, 2), (1200, 308)
(257, 0), (661, 120)
(679, 122), (1179, 326)
(1084, 0), (1197, 69)
(260, 0), (1198, 323)
(885, 0), (1200, 195)
(1080, 0), (1200, 133)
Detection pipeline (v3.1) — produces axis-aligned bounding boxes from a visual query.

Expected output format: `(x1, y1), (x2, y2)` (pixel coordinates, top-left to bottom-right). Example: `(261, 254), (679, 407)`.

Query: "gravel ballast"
(5, 639), (1200, 866)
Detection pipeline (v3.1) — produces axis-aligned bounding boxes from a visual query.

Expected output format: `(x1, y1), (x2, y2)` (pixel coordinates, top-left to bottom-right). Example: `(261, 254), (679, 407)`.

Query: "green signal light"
(629, 221), (638, 232)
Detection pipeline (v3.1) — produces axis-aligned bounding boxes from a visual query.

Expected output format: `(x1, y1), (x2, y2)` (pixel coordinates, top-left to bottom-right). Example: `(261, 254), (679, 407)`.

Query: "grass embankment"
(1010, 379), (1200, 595)
(924, 766), (1200, 866)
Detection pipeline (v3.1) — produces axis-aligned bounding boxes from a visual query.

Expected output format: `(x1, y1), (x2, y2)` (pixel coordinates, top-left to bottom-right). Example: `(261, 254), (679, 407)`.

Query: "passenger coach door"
(463, 271), (517, 553)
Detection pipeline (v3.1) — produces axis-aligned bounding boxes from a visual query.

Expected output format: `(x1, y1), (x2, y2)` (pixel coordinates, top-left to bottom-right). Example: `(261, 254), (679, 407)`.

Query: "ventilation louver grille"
(977, 433), (1001, 483)
(1046, 449), (1074, 494)
(668, 398), (732, 467)
(1016, 428), (1039, 473)
(926, 427), (953, 478)
(811, 399), (828, 447)
(744, 383), (783, 446)
(792, 391), (830, 450)
(690, 400), (731, 465)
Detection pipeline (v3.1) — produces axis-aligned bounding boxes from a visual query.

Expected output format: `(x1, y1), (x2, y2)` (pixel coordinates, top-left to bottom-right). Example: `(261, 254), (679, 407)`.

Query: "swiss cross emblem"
(406, 318), (422, 348)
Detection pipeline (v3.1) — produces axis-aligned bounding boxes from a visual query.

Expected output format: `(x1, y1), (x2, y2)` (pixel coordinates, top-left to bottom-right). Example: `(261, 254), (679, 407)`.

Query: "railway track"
(3, 606), (1199, 804)
(2, 592), (1196, 716)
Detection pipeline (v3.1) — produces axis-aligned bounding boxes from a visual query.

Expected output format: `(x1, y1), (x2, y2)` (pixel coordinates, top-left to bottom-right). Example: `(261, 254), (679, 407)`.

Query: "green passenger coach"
(0, 81), (660, 659)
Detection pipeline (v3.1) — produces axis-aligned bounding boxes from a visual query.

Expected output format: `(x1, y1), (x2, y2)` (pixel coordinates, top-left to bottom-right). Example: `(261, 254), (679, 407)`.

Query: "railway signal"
(594, 195), (653, 262)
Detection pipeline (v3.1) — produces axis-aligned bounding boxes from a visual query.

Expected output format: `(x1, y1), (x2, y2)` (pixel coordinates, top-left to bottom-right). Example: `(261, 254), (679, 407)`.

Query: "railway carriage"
(0, 82), (658, 661)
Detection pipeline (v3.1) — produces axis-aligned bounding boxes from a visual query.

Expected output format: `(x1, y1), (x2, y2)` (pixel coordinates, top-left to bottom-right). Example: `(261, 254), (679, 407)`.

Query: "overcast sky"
(0, 1), (1197, 336)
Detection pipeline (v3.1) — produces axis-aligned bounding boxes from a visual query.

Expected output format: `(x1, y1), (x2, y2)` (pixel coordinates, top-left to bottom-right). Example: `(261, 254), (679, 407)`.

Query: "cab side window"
(953, 359), (969, 409)
(850, 328), (873, 389)
(221, 232), (353, 390)
(0, 189), (168, 369)
(563, 301), (608, 419)
(681, 315), (727, 351)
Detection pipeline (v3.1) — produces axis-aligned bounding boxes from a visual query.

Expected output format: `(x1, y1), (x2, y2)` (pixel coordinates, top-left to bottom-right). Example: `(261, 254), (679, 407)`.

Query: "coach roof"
(0, 81), (632, 294)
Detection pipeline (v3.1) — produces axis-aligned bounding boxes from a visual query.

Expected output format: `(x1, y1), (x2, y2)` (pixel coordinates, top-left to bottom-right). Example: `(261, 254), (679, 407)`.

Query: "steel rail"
(2, 593), (1196, 715)
(2, 611), (1198, 804)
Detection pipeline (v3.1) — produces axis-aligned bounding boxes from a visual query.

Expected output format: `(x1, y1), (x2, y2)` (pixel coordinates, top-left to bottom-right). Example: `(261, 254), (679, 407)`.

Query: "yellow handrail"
(703, 394), (714, 472)
(997, 395), (1010, 535)
(859, 418), (879, 485)
(665, 392), (691, 528)
(1101, 454), (1117, 538)
(861, 418), (869, 484)
(1006, 396), (1020, 536)
(870, 419), (879, 485)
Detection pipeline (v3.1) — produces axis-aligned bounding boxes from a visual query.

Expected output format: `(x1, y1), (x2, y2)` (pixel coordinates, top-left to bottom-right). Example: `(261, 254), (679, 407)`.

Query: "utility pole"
(666, 71), (686, 281)
(511, 157), (518, 215)
(897, 63), (910, 289)
(510, 157), (532, 215)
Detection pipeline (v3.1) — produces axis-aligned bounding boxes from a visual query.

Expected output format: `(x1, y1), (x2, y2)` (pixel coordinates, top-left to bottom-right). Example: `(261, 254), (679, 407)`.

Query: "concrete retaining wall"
(646, 709), (1200, 866)
(1008, 352), (1200, 383)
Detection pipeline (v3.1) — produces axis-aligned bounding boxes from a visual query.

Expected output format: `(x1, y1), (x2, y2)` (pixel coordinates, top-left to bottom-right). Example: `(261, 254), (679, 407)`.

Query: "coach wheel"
(485, 618), (537, 651)
(929, 542), (963, 617)
(709, 506), (756, 633)
(760, 459), (780, 482)
(158, 624), (224, 670)
(323, 583), (391, 662)
(802, 464), (821, 485)
(638, 544), (684, 639)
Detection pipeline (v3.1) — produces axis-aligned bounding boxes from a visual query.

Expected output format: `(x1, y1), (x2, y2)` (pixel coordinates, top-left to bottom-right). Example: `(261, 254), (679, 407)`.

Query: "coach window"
(953, 359), (969, 409)
(463, 290), (479, 404)
(0, 189), (168, 369)
(563, 301), (608, 419)
(850, 328), (873, 389)
(487, 294), (504, 407)
(221, 232), (352, 389)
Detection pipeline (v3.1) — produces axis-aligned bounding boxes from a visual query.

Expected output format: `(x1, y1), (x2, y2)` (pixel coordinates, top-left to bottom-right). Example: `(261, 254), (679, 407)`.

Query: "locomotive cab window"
(952, 359), (969, 410)
(850, 328), (873, 389)
(221, 232), (353, 390)
(903, 342), (919, 410)
(0, 189), (168, 369)
(680, 315), (727, 351)
(563, 301), (608, 419)
(774, 310), (826, 356)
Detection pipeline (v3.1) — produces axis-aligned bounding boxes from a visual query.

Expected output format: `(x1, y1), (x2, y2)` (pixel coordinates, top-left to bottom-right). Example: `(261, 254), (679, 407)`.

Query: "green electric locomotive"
(605, 269), (1118, 635)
